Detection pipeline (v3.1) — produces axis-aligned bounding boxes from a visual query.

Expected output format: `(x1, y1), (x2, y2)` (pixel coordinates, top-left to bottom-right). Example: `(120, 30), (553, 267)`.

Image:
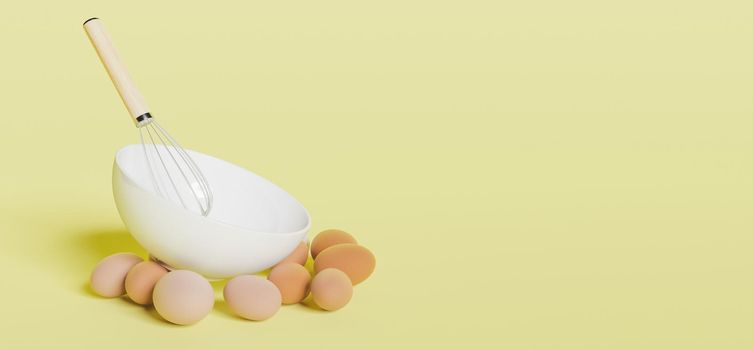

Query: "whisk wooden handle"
(84, 18), (151, 126)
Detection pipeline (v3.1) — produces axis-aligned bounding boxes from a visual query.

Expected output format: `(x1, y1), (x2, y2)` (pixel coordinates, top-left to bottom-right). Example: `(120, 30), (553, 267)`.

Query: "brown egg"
(268, 262), (311, 304)
(275, 241), (309, 266)
(310, 268), (353, 311)
(310, 229), (357, 259)
(224, 275), (281, 321)
(314, 243), (375, 285)
(125, 261), (168, 305)
(152, 270), (214, 325)
(90, 253), (143, 297)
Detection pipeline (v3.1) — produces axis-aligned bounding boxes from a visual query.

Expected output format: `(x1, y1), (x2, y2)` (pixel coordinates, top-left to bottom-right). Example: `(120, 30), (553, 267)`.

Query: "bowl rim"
(114, 144), (311, 237)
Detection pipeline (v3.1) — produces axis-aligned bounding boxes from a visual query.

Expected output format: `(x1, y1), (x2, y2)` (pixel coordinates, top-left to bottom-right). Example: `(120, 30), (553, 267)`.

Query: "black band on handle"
(136, 113), (153, 123)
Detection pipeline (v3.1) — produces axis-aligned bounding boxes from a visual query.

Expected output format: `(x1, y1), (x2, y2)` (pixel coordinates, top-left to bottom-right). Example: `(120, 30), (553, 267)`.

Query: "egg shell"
(125, 261), (168, 305)
(152, 270), (214, 325)
(310, 268), (353, 311)
(90, 253), (143, 298)
(268, 263), (311, 304)
(310, 229), (357, 259)
(275, 241), (309, 266)
(314, 243), (375, 285)
(224, 275), (281, 321)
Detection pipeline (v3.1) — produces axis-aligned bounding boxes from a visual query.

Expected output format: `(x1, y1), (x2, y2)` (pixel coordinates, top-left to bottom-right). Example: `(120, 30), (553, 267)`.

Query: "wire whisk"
(84, 18), (213, 216)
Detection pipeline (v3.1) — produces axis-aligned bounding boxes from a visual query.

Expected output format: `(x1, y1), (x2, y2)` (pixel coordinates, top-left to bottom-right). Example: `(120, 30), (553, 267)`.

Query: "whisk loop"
(138, 120), (213, 216)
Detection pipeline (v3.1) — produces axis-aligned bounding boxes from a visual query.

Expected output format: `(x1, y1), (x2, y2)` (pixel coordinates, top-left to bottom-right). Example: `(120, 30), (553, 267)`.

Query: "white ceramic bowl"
(112, 144), (310, 279)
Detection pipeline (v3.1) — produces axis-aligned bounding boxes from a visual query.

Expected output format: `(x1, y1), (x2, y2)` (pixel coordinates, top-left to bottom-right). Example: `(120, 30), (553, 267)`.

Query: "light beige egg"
(310, 229), (357, 259)
(90, 253), (143, 298)
(275, 241), (309, 266)
(224, 275), (281, 321)
(152, 270), (214, 325)
(314, 243), (375, 285)
(125, 261), (168, 305)
(268, 262), (311, 304)
(311, 268), (353, 311)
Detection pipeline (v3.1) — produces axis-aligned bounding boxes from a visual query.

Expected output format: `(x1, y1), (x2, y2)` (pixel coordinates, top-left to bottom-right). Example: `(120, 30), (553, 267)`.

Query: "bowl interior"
(116, 144), (309, 234)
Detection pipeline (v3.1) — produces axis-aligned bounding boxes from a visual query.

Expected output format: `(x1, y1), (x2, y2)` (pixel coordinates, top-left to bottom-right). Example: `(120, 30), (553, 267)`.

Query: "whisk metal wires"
(138, 118), (213, 216)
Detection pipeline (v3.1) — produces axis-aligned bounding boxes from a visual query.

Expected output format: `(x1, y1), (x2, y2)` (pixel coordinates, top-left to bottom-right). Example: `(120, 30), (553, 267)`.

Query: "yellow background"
(1, 1), (752, 348)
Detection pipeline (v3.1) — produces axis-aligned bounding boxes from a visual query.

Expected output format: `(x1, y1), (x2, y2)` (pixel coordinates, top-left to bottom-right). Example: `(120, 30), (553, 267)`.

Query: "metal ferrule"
(135, 112), (154, 128)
